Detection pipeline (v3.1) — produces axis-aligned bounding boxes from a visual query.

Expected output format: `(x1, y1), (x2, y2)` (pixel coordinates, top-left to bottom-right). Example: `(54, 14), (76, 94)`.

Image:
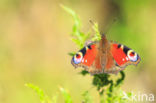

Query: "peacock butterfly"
(71, 34), (141, 74)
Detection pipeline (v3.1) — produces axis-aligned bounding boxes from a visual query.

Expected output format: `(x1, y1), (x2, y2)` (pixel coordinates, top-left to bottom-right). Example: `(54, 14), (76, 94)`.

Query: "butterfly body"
(71, 34), (140, 74)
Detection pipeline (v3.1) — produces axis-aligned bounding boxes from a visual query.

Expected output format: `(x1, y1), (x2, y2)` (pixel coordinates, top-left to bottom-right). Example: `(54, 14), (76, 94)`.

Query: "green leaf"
(25, 83), (51, 103)
(82, 91), (92, 103)
(60, 4), (81, 37)
(68, 52), (75, 56)
(60, 87), (73, 103)
(61, 4), (90, 49)
(51, 93), (58, 103)
(71, 38), (81, 47)
(115, 71), (125, 87)
(79, 70), (89, 76)
(91, 22), (101, 41)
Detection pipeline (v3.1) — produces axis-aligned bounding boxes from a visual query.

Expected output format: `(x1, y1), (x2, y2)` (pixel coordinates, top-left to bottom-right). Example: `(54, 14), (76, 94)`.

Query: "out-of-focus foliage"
(61, 5), (101, 49)
(26, 83), (73, 103)
(82, 91), (92, 103)
(26, 83), (52, 103)
(61, 5), (90, 49)
(60, 87), (73, 103)
(26, 83), (132, 103)
(91, 22), (101, 41)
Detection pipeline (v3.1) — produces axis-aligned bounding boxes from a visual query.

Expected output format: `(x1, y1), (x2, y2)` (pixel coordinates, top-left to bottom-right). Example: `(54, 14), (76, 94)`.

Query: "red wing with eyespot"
(110, 43), (141, 68)
(71, 43), (103, 74)
(103, 43), (141, 74)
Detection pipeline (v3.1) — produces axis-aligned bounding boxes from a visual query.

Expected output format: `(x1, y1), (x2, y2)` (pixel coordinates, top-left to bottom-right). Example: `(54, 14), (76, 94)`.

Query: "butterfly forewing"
(110, 43), (141, 68)
(71, 43), (103, 74)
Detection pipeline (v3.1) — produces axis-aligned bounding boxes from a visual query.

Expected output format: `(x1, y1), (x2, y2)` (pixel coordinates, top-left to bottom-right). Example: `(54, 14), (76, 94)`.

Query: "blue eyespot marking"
(72, 52), (83, 64)
(72, 57), (81, 64)
(127, 50), (139, 62)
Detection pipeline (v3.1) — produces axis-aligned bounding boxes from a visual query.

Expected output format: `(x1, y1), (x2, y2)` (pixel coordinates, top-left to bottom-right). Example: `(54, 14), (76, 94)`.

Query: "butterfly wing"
(71, 42), (103, 74)
(111, 43), (140, 66)
(104, 42), (141, 74)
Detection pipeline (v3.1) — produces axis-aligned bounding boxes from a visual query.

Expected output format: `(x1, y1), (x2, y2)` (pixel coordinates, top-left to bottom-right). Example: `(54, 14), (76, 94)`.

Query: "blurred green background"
(0, 0), (156, 103)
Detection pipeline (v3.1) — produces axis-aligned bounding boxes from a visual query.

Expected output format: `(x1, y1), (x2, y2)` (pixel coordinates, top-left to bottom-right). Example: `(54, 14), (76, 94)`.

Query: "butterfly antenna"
(105, 17), (117, 34)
